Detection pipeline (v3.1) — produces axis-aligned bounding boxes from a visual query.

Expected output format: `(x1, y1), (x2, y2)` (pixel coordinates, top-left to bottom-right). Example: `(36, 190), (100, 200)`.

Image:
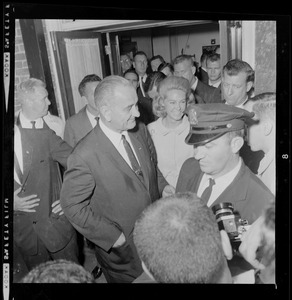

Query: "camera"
(212, 203), (250, 253)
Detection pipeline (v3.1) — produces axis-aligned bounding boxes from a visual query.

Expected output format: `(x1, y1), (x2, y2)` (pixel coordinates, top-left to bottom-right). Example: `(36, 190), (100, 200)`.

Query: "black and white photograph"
(2, 3), (290, 300)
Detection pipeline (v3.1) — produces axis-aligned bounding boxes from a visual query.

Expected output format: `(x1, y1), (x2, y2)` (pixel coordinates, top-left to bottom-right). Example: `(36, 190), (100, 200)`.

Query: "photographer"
(133, 192), (233, 283)
(238, 201), (275, 284)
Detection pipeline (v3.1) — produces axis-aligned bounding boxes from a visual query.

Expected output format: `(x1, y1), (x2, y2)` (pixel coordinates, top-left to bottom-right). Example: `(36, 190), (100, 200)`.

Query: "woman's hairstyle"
(152, 76), (191, 118)
(157, 62), (174, 74)
(143, 71), (166, 95)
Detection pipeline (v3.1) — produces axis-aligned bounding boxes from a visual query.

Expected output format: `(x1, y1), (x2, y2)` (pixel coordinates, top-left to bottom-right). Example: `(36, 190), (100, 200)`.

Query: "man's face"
(30, 86), (50, 118)
(84, 81), (100, 110)
(174, 60), (193, 83)
(120, 55), (132, 73)
(150, 58), (162, 72)
(124, 72), (139, 90)
(108, 85), (140, 132)
(193, 134), (235, 178)
(222, 71), (251, 106)
(206, 60), (221, 82)
(133, 54), (148, 76)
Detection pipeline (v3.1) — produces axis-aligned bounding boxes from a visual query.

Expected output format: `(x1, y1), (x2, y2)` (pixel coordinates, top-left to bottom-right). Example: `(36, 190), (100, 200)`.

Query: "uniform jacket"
(14, 119), (75, 255)
(176, 157), (274, 224)
(60, 121), (168, 281)
(63, 105), (93, 148)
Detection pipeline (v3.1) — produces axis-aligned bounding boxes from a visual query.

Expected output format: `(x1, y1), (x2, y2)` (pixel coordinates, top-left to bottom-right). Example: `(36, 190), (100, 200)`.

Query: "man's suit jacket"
(197, 67), (209, 84)
(64, 105), (93, 147)
(176, 158), (274, 224)
(14, 123), (75, 255)
(194, 79), (222, 104)
(60, 121), (168, 282)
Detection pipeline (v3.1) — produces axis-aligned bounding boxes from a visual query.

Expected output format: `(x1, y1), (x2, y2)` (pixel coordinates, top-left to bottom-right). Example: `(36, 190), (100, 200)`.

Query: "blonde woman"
(147, 76), (194, 188)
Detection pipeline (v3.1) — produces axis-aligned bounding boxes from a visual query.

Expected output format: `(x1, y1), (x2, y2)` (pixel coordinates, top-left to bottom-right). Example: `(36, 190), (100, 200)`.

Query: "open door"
(51, 31), (108, 119)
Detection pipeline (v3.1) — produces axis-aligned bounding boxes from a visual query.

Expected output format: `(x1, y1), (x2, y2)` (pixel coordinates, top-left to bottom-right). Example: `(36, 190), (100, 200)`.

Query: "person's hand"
(238, 216), (266, 270)
(112, 232), (126, 248)
(162, 185), (175, 198)
(14, 187), (40, 212)
(220, 230), (233, 260)
(51, 200), (64, 216)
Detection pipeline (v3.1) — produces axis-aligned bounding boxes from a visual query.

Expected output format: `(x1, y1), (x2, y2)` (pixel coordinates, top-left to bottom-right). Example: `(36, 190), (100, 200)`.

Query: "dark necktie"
(121, 134), (144, 183)
(14, 152), (23, 184)
(31, 121), (36, 129)
(200, 178), (216, 205)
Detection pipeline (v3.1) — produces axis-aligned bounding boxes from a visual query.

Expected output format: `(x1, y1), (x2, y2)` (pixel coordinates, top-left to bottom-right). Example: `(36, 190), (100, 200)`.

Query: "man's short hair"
(133, 51), (148, 60)
(17, 78), (46, 103)
(206, 53), (220, 65)
(78, 74), (102, 97)
(250, 92), (276, 122)
(133, 192), (226, 283)
(94, 75), (132, 108)
(222, 59), (255, 84)
(149, 55), (165, 64)
(172, 54), (193, 66)
(21, 259), (95, 283)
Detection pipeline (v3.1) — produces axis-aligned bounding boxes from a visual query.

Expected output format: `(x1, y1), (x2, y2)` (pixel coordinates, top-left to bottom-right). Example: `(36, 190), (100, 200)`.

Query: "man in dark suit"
(133, 51), (149, 98)
(222, 59), (264, 173)
(124, 68), (156, 125)
(60, 75), (174, 283)
(206, 53), (222, 88)
(14, 78), (78, 279)
(176, 103), (274, 283)
(173, 54), (222, 104)
(64, 74), (102, 148)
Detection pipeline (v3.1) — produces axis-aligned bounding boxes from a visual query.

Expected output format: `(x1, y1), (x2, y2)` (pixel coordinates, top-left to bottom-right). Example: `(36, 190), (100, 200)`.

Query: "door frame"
(51, 30), (106, 119)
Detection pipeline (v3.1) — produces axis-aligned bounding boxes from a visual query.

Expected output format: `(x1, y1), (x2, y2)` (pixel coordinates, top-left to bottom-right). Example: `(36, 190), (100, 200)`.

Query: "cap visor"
(185, 132), (226, 146)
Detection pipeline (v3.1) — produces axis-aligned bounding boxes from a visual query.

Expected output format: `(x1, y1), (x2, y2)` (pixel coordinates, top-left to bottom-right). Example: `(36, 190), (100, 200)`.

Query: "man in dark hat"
(176, 103), (274, 283)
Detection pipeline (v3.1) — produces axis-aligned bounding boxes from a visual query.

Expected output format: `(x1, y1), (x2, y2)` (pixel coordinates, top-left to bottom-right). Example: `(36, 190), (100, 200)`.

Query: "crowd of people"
(13, 48), (276, 285)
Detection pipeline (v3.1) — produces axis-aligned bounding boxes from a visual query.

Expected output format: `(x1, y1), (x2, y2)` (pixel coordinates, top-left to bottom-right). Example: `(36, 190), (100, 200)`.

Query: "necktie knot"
(209, 178), (216, 187)
(31, 121), (36, 129)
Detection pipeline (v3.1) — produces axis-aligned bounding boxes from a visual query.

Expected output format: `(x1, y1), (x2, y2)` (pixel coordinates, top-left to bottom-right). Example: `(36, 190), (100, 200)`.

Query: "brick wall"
(15, 19), (30, 112)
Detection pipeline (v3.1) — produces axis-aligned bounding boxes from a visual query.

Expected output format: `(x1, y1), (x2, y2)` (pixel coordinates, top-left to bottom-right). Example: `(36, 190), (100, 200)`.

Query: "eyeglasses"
(120, 58), (131, 64)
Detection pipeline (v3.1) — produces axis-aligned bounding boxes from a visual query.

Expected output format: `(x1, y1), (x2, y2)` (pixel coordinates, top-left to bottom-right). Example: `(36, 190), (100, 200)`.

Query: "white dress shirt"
(99, 119), (141, 169)
(208, 79), (221, 88)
